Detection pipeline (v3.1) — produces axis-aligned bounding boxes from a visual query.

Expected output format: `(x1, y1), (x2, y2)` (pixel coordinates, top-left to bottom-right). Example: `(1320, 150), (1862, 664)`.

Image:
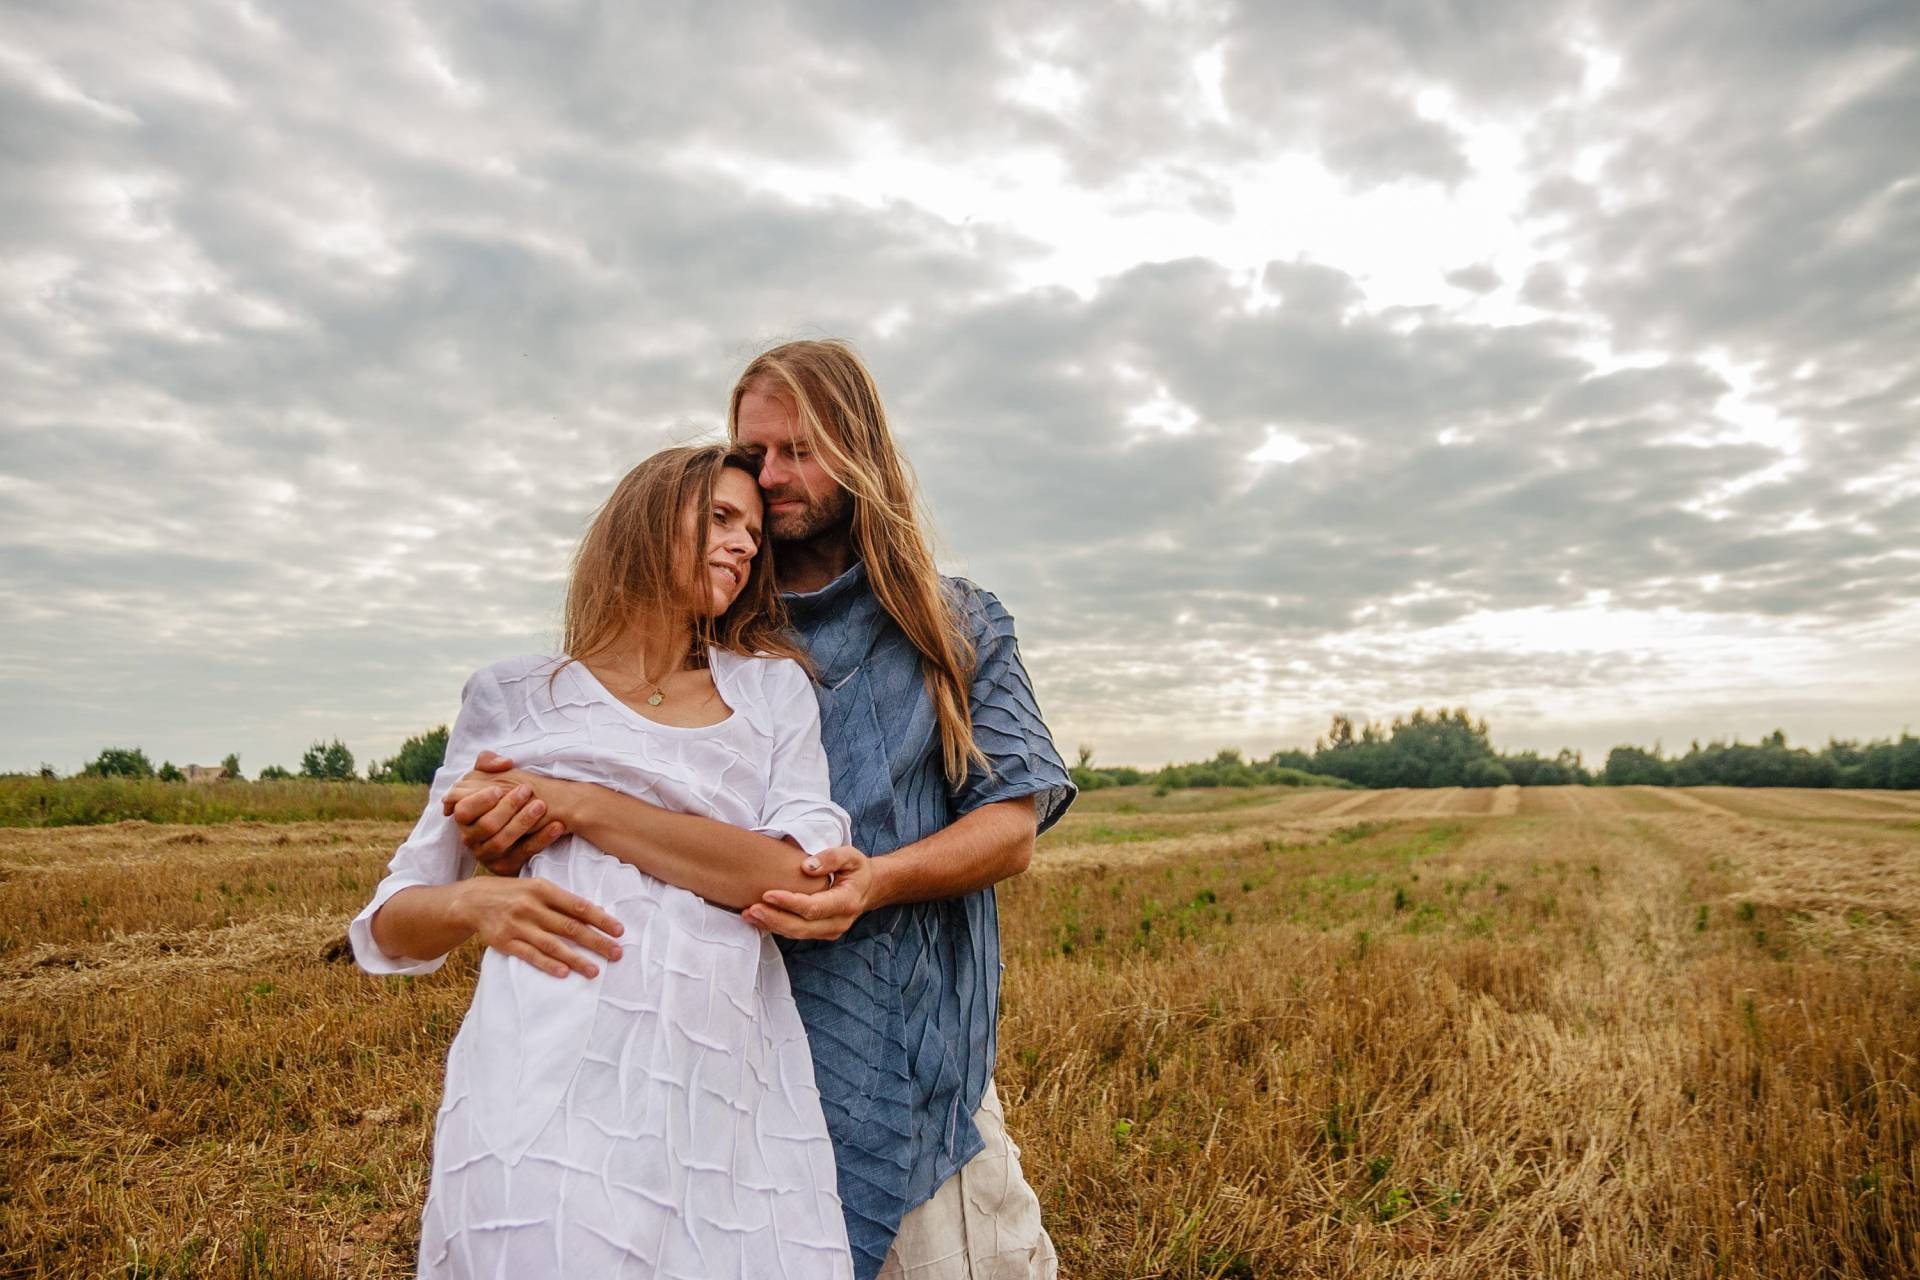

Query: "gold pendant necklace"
(632, 645), (703, 709)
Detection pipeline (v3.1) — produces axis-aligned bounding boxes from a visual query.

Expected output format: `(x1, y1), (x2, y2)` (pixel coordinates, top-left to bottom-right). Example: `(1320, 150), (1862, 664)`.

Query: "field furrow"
(1834, 788), (1920, 813)
(1652, 788), (1745, 816)
(1690, 785), (1920, 820)
(1516, 785), (1586, 814)
(1314, 790), (1384, 817)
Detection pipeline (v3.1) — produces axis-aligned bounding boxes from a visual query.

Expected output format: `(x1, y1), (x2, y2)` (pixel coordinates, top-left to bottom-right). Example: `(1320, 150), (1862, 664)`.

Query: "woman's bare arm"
(370, 876), (628, 979)
(443, 768), (832, 911)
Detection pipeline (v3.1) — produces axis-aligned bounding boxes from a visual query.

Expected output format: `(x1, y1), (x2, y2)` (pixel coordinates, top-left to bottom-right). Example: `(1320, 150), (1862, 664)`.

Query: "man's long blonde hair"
(729, 340), (983, 785)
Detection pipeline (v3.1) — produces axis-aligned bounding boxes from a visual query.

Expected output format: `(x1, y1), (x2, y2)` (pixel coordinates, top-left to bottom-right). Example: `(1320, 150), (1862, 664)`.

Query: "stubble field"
(3, 786), (1917, 1277)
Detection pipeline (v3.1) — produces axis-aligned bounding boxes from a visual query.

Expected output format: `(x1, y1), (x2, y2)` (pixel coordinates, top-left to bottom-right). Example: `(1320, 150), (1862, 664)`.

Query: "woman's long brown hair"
(729, 340), (984, 785)
(560, 445), (807, 679)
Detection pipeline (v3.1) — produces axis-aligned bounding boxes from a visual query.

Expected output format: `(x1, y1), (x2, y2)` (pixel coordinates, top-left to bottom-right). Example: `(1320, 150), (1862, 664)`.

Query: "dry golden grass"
(3, 791), (1916, 1278)
(1685, 787), (1920, 822)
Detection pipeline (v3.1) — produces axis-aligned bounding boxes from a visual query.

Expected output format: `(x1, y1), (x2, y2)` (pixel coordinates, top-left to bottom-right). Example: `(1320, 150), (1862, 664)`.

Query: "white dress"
(349, 651), (856, 1280)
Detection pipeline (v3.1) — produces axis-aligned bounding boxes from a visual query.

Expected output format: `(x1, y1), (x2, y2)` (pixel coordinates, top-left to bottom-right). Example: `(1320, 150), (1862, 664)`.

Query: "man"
(450, 339), (1075, 1279)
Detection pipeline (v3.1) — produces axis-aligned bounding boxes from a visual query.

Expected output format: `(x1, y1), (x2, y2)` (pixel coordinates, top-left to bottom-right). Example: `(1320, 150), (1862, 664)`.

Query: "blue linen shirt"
(778, 562), (1075, 1280)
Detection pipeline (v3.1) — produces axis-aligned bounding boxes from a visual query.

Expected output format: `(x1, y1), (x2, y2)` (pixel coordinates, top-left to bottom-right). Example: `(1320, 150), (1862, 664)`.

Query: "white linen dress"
(349, 651), (856, 1280)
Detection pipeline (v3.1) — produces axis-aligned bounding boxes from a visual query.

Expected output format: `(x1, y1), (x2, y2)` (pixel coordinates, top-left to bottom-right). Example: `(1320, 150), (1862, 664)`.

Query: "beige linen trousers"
(877, 1081), (1058, 1279)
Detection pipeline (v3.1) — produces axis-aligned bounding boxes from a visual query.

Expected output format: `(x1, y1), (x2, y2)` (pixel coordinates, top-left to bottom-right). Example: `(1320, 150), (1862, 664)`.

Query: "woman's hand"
(441, 761), (546, 815)
(455, 875), (625, 979)
(444, 753), (570, 873)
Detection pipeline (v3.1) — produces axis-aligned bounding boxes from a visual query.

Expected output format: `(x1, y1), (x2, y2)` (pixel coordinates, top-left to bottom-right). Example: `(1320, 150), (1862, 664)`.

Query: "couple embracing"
(348, 340), (1076, 1279)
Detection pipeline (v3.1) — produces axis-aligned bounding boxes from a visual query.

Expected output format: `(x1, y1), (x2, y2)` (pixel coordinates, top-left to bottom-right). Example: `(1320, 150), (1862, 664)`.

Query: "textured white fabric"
(351, 652), (856, 1280)
(875, 1082), (1056, 1280)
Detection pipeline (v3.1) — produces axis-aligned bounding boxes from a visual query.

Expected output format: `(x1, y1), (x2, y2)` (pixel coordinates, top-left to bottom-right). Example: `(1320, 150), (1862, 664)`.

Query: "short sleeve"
(751, 658), (855, 855)
(347, 665), (507, 976)
(949, 581), (1076, 835)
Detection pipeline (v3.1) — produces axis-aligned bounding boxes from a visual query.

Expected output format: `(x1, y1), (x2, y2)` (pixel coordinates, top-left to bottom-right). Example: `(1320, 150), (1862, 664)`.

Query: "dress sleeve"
(751, 658), (854, 856)
(347, 664), (508, 976)
(950, 582), (1077, 836)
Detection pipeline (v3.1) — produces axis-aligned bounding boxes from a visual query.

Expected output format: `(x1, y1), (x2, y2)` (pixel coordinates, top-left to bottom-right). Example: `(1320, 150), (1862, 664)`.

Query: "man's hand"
(744, 846), (879, 940)
(444, 751), (567, 875)
(455, 875), (624, 979)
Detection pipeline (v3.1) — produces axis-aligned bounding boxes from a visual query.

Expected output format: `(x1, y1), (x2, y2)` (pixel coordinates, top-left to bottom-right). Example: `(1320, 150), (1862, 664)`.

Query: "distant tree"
(300, 739), (356, 781)
(1387, 707), (1497, 787)
(1069, 742), (1114, 791)
(221, 752), (243, 780)
(157, 760), (185, 782)
(1462, 758), (1514, 787)
(1076, 762), (1150, 788)
(83, 747), (155, 779)
(1127, 716), (1917, 794)
(1148, 745), (1356, 791)
(1501, 752), (1556, 785)
(1305, 707), (1499, 789)
(1646, 733), (1839, 788)
(369, 726), (449, 784)
(1854, 735), (1920, 789)
(1604, 746), (1673, 786)
(258, 764), (293, 781)
(1325, 715), (1356, 751)
(38, 763), (58, 781)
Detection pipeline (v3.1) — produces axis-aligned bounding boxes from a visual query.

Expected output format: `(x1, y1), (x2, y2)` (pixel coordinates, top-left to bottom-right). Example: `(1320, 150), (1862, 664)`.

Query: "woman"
(349, 445), (856, 1279)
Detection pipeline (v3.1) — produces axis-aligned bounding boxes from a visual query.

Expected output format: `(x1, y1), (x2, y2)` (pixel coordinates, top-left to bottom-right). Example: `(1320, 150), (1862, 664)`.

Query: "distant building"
(183, 765), (232, 784)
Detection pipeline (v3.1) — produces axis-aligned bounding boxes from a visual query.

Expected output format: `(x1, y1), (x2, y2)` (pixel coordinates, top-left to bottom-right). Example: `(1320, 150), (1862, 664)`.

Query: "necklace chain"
(604, 641), (710, 711)
(628, 656), (711, 710)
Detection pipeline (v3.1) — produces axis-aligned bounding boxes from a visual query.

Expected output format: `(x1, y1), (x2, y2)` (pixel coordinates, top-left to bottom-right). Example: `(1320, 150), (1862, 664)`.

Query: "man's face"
(735, 388), (853, 543)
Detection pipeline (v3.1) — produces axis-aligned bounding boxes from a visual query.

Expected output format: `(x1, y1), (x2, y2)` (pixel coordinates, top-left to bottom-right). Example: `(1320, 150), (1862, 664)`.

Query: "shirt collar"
(781, 558), (868, 622)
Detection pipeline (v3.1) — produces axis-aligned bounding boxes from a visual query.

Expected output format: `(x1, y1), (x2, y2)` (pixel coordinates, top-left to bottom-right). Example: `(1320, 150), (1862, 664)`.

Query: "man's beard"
(767, 485), (854, 544)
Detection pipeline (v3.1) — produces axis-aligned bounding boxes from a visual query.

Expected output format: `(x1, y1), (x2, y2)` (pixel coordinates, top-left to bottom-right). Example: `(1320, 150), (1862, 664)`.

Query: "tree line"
(66, 726), (451, 786)
(52, 709), (1920, 795)
(1599, 730), (1920, 790)
(1072, 709), (1920, 792)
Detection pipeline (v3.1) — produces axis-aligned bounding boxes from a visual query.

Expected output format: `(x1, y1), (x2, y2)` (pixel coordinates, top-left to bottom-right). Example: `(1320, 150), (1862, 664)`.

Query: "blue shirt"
(779, 562), (1075, 1279)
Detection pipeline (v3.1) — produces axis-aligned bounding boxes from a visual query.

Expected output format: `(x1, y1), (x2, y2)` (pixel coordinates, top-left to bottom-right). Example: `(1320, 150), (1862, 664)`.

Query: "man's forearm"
(744, 796), (1039, 940)
(866, 796), (1037, 910)
(547, 777), (830, 910)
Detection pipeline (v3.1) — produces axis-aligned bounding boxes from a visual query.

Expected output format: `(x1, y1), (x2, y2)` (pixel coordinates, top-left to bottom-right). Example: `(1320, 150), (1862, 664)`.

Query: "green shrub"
(82, 747), (154, 779)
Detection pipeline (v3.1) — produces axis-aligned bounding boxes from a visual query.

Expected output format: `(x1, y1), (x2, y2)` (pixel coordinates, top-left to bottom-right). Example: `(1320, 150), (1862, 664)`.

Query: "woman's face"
(699, 466), (763, 616)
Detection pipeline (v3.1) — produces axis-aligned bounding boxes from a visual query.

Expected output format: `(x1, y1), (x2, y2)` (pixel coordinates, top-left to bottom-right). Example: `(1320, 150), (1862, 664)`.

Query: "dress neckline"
(571, 648), (739, 736)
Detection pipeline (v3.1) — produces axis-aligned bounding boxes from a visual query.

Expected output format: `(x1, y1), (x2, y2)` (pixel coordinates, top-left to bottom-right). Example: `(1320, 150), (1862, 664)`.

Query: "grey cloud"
(1219, 0), (1584, 183)
(1445, 263), (1500, 293)
(1546, 364), (1728, 424)
(4, 0), (1918, 773)
(888, 248), (1914, 688)
(1261, 260), (1365, 318)
(1, 0), (1057, 770)
(1519, 264), (1572, 310)
(1322, 106), (1471, 188)
(1528, 3), (1920, 376)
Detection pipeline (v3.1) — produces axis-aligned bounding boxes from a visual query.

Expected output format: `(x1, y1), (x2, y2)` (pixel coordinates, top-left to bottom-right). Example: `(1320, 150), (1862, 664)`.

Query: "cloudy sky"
(3, 1), (1916, 777)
